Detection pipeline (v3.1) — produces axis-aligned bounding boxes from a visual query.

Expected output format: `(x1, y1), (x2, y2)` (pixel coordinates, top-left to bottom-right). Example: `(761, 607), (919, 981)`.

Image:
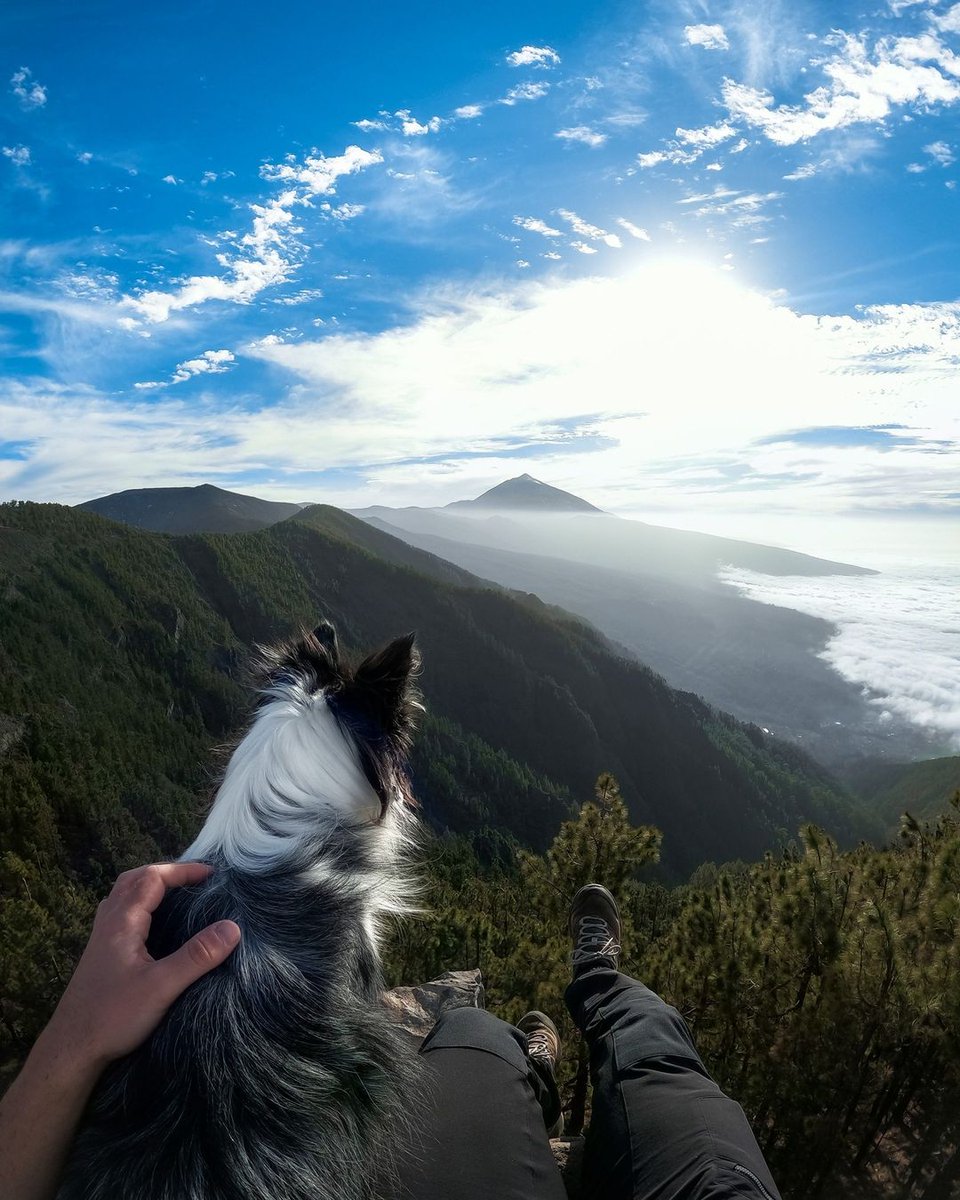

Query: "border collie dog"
(60, 622), (422, 1200)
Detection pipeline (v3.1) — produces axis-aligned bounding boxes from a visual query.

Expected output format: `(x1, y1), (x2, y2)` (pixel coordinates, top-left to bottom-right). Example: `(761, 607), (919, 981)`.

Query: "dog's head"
(256, 621), (422, 820)
(184, 623), (422, 871)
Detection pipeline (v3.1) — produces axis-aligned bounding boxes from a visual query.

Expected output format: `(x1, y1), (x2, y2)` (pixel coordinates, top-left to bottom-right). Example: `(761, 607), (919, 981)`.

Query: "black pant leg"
(565, 964), (782, 1200)
(395, 1006), (567, 1200)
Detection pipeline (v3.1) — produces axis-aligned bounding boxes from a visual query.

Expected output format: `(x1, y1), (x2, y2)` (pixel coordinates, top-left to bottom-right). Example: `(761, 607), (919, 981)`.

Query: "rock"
(383, 968), (485, 1042)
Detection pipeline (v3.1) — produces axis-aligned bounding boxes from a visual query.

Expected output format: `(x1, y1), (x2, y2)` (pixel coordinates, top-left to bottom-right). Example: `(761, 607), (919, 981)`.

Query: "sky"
(1, 0), (958, 556)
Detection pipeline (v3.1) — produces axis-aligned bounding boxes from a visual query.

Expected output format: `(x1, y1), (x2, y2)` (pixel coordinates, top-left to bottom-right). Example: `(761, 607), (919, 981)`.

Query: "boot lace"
(572, 915), (621, 965)
(526, 1030), (555, 1062)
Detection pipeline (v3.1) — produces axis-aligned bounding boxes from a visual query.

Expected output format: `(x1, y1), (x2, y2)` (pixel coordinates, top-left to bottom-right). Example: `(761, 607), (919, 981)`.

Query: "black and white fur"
(60, 622), (422, 1200)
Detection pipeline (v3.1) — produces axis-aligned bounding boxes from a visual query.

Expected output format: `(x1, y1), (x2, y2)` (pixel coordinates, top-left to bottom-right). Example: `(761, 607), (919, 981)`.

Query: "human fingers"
(152, 920), (241, 1006)
(104, 862), (216, 943)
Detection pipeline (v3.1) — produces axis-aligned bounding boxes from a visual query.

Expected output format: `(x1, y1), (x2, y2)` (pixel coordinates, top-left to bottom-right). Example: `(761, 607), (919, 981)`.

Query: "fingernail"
(213, 921), (241, 946)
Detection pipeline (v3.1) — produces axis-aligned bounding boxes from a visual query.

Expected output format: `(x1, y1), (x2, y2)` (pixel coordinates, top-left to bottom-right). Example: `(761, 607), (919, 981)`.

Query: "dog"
(60, 621), (423, 1200)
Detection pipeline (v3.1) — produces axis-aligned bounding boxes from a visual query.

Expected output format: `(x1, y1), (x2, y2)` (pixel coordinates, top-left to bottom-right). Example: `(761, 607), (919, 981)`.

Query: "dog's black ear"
(352, 632), (421, 741)
(312, 620), (340, 669)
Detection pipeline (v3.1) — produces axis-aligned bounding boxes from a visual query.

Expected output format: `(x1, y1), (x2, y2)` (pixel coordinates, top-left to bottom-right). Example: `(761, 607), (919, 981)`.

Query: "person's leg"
(395, 1006), (567, 1200)
(565, 888), (782, 1200)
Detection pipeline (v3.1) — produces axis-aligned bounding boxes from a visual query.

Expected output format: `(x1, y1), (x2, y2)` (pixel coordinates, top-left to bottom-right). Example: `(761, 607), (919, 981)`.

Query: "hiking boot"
(569, 884), (622, 971)
(517, 1011), (564, 1136)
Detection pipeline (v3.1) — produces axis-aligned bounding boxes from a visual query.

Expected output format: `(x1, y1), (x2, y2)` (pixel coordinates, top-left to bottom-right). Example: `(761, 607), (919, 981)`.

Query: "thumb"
(157, 920), (241, 1002)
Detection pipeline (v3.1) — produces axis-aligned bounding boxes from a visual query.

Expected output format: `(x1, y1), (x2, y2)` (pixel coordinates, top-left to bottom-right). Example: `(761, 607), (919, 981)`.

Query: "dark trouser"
(567, 962), (781, 1199)
(396, 962), (781, 1200)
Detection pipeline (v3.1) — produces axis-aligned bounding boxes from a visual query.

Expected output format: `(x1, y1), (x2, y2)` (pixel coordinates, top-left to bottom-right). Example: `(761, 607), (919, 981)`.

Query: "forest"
(385, 776), (960, 1199)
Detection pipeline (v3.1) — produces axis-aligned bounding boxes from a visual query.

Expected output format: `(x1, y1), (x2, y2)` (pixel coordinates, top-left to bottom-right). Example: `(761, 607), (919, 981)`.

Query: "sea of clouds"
(720, 561), (960, 753)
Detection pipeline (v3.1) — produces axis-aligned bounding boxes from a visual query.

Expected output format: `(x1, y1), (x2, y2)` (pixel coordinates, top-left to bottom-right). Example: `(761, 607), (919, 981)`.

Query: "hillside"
(78, 483), (303, 534)
(843, 755), (960, 828)
(359, 516), (925, 765)
(0, 500), (872, 878)
(358, 475), (876, 581)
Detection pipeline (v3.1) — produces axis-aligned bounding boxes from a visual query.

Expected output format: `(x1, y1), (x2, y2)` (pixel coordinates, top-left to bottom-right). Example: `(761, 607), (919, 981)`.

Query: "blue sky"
(1, 0), (958, 546)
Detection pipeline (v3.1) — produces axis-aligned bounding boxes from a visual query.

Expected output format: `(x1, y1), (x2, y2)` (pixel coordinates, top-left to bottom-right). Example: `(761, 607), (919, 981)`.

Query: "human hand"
(41, 862), (240, 1071)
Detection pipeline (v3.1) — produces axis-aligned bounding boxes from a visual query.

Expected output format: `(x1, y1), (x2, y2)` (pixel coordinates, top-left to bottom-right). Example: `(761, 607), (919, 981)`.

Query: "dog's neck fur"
(183, 679), (383, 873)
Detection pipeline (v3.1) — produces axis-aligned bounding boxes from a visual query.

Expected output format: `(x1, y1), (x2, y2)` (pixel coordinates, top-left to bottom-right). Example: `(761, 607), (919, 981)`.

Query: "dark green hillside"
(1, 501), (871, 877)
(844, 754), (960, 828)
(79, 483), (303, 534)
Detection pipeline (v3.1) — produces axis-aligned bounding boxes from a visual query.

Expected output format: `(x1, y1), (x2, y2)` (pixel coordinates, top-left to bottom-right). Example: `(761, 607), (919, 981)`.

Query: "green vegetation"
(387, 777), (960, 1199)
(844, 755), (960, 831)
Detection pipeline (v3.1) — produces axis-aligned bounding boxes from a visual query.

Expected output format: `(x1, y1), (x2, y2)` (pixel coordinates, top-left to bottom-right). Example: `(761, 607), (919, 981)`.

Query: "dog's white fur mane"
(182, 678), (383, 873)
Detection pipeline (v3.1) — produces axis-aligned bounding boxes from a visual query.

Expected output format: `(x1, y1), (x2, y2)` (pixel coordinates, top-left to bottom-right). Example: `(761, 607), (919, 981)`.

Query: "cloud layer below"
(722, 563), (960, 751)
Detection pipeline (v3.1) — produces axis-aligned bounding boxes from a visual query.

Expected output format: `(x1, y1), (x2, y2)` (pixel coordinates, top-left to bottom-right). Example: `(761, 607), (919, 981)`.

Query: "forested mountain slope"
(0, 501), (873, 874)
(78, 483), (303, 534)
(843, 755), (960, 829)
(0, 499), (879, 1074)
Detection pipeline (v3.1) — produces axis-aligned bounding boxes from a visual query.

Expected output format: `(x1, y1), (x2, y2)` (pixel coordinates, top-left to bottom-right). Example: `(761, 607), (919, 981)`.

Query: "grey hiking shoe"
(569, 884), (622, 970)
(517, 1011), (564, 1136)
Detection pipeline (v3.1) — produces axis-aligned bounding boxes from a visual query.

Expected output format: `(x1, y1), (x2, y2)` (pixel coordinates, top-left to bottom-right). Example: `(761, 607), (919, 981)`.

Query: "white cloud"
(2, 145), (30, 166)
(77, 151), (93, 164)
(162, 174), (181, 184)
(125, 145), (382, 324)
(555, 126), (608, 147)
(556, 209), (622, 247)
(516, 259), (530, 268)
(723, 30), (960, 146)
(10, 67), (46, 109)
(500, 82), (551, 105)
(616, 218), (651, 241)
(684, 24), (729, 51)
(352, 118), (388, 131)
(925, 139), (955, 165)
(134, 349), (236, 390)
(933, 4), (960, 34)
(5, 271), (959, 541)
(506, 45), (560, 67)
(723, 566), (960, 750)
(675, 122), (738, 148)
(570, 241), (598, 254)
(395, 110), (442, 136)
(678, 188), (782, 224)
(783, 162), (819, 180)
(325, 202), (365, 219)
(453, 104), (484, 119)
(514, 215), (563, 237)
(543, 250), (562, 260)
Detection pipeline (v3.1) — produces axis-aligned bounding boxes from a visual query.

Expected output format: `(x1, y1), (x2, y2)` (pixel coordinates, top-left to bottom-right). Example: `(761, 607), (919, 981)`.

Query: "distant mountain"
(357, 501), (874, 582)
(448, 473), (603, 514)
(1, 500), (872, 886)
(78, 484), (304, 534)
(351, 497), (929, 766)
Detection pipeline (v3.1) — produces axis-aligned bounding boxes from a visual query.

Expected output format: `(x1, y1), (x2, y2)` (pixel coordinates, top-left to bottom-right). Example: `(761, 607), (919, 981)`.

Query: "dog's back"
(60, 625), (422, 1200)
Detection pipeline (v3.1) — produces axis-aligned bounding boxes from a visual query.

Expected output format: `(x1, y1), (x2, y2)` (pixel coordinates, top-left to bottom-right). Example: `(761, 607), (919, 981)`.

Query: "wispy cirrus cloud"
(556, 209), (622, 248)
(134, 349), (235, 390)
(123, 145), (382, 325)
(555, 125), (607, 147)
(514, 216), (563, 237)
